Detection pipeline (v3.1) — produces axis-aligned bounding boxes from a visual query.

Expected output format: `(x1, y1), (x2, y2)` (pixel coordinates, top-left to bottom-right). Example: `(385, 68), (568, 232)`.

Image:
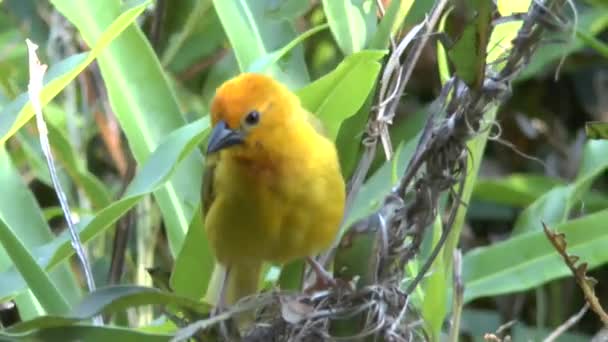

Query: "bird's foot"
(305, 257), (339, 292)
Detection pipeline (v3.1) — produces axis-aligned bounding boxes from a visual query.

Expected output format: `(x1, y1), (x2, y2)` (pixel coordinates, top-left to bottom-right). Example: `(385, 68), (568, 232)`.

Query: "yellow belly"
(205, 154), (345, 265)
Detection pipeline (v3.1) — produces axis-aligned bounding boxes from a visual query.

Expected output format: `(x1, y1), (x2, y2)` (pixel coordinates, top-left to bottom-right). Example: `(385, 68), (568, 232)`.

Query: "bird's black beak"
(206, 120), (245, 155)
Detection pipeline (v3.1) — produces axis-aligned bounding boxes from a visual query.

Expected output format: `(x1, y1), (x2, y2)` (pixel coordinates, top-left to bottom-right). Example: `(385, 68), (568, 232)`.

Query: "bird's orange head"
(206, 73), (302, 156)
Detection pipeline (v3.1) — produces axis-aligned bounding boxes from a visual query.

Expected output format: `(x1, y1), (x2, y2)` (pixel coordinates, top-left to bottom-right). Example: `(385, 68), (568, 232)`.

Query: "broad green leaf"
(436, 8), (452, 86)
(421, 216), (448, 341)
(0, 0), (149, 145)
(333, 1), (411, 174)
(0, 118), (209, 302)
(0, 148), (56, 248)
(0, 325), (172, 342)
(15, 130), (54, 185)
(265, 0), (310, 20)
(0, 217), (69, 315)
(0, 29), (28, 96)
(277, 260), (305, 291)
(1, 0), (48, 43)
(5, 285), (209, 334)
(343, 138), (417, 231)
(389, 0), (415, 35)
(586, 121), (608, 140)
(576, 29), (608, 59)
(512, 140), (608, 235)
(297, 50), (386, 140)
(321, 0), (377, 55)
(171, 209), (214, 299)
(447, 0), (492, 89)
(52, 0), (203, 255)
(247, 24), (329, 75)
(368, 0), (402, 49)
(473, 174), (608, 211)
(487, 0), (531, 65)
(402, 0), (434, 27)
(0, 147), (80, 317)
(160, 0), (216, 69)
(331, 0), (410, 176)
(463, 208), (608, 302)
(46, 120), (112, 209)
(200, 52), (239, 106)
(443, 107), (497, 266)
(333, 92), (374, 177)
(161, 1), (227, 75)
(496, 0), (531, 14)
(473, 174), (561, 207)
(213, 0), (310, 88)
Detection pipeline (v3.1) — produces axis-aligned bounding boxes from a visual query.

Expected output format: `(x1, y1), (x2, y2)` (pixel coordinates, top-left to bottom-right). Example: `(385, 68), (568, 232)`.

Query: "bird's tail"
(205, 261), (262, 307)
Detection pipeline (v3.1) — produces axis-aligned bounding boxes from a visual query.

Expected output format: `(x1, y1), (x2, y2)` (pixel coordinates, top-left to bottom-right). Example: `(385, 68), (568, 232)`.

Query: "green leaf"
(297, 50), (386, 140)
(0, 0), (149, 145)
(0, 29), (28, 97)
(487, 0), (531, 66)
(473, 173), (608, 213)
(51, 0), (203, 255)
(47, 120), (112, 209)
(0, 117), (209, 302)
(586, 121), (608, 140)
(277, 260), (305, 291)
(518, 10), (608, 80)
(332, 0), (407, 176)
(0, 216), (70, 315)
(463, 208), (608, 302)
(265, 0), (310, 20)
(421, 216), (448, 342)
(14, 130), (53, 185)
(160, 0), (215, 69)
(369, 0), (412, 48)
(170, 209), (214, 299)
(446, 0), (492, 89)
(473, 174), (562, 207)
(247, 24), (329, 75)
(576, 28), (608, 59)
(212, 0), (310, 88)
(0, 325), (172, 342)
(512, 140), (608, 235)
(321, 0), (377, 55)
(436, 7), (452, 86)
(332, 90), (374, 178)
(343, 138), (417, 231)
(5, 285), (209, 334)
(0, 147), (80, 316)
(200, 52), (240, 106)
(443, 106), (497, 277)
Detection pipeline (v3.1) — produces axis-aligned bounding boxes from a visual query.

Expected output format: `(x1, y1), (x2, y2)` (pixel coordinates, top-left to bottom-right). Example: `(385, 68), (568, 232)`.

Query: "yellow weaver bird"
(203, 73), (345, 308)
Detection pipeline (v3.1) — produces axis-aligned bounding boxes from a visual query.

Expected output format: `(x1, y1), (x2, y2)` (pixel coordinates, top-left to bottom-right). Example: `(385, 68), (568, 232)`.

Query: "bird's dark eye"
(244, 110), (260, 126)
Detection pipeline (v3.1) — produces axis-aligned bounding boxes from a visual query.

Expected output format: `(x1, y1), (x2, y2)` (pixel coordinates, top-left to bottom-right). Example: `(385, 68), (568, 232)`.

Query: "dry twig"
(543, 303), (589, 342)
(543, 222), (608, 326)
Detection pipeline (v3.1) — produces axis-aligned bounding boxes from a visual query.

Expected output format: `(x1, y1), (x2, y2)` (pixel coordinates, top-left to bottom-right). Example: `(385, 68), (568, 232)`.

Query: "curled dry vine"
(173, 0), (572, 340)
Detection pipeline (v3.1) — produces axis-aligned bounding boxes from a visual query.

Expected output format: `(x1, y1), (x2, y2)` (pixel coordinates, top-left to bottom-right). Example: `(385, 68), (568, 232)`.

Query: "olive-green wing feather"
(201, 154), (218, 216)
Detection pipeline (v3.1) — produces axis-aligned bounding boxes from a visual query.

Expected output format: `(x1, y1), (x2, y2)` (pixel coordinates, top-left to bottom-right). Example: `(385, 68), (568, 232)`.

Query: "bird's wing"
(202, 154), (218, 216)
